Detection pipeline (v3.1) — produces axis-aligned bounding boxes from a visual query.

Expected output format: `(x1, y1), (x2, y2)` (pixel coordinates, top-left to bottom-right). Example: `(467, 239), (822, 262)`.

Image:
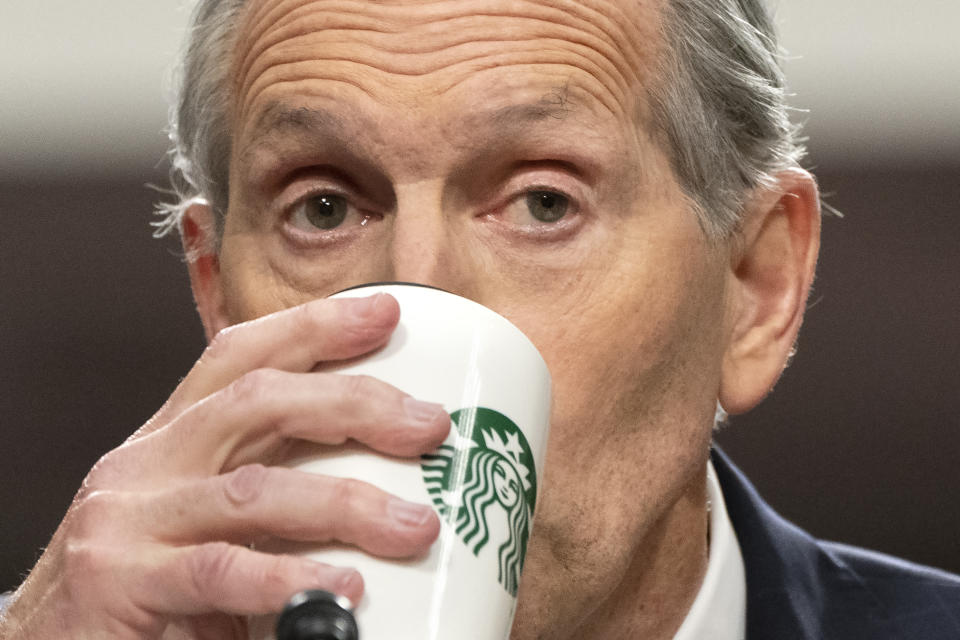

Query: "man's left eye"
(524, 191), (570, 223)
(493, 188), (581, 235)
(301, 194), (349, 229)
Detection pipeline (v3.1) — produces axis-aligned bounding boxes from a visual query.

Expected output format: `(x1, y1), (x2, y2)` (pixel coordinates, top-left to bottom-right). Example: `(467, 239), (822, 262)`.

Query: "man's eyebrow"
(476, 88), (576, 130)
(238, 89), (586, 169)
(241, 103), (352, 159)
(246, 87), (575, 146)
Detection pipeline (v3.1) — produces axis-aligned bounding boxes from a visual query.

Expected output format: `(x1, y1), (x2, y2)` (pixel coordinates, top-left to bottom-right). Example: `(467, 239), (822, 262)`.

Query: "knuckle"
(291, 299), (325, 338)
(223, 463), (269, 509)
(70, 490), (117, 536)
(329, 477), (365, 514)
(261, 554), (298, 595)
(205, 325), (240, 360)
(61, 543), (156, 632)
(225, 368), (279, 406)
(63, 541), (111, 588)
(339, 374), (379, 403)
(188, 542), (237, 597)
(83, 449), (125, 492)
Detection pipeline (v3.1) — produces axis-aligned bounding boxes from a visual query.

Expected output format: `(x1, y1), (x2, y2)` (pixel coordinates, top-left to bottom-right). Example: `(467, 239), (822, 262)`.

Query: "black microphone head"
(275, 590), (359, 640)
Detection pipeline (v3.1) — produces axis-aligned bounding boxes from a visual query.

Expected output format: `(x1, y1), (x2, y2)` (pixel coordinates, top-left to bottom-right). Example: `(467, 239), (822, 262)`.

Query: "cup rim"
(330, 281), (450, 296)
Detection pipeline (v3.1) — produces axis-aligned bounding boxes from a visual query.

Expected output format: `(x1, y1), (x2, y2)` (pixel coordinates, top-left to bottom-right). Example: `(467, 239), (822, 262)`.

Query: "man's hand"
(0, 294), (450, 639)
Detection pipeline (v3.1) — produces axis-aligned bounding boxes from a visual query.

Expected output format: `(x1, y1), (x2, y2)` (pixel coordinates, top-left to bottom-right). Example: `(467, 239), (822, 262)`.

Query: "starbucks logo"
(420, 407), (537, 597)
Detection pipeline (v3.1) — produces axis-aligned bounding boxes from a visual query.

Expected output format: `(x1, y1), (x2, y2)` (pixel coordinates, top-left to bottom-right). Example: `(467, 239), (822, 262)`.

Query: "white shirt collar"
(672, 461), (747, 640)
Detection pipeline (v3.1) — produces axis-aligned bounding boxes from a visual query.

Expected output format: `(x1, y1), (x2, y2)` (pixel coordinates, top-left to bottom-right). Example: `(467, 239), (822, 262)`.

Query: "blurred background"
(1, 1), (958, 591)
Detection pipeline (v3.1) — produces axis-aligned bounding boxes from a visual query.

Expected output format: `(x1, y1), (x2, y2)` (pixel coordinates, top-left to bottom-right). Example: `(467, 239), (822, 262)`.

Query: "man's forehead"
(230, 0), (667, 126)
(235, 0), (664, 34)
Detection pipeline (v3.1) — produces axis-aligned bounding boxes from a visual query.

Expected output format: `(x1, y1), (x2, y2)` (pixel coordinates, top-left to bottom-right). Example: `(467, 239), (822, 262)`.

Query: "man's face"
(214, 0), (732, 634)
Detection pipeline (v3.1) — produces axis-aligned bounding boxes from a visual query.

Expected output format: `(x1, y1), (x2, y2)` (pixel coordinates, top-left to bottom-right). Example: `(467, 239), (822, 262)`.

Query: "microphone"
(275, 590), (359, 640)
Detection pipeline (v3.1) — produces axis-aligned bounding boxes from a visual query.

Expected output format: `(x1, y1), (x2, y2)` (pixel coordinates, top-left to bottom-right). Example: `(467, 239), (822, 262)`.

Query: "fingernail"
(403, 396), (447, 427)
(334, 568), (363, 600)
(388, 498), (435, 527)
(350, 293), (385, 320)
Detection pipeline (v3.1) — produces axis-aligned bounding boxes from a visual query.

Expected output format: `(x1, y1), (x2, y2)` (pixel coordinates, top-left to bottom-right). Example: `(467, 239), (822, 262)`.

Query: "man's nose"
(383, 183), (479, 299)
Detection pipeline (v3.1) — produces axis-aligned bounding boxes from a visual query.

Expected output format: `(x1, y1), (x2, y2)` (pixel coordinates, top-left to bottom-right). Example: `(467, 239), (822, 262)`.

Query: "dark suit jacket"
(713, 447), (960, 639)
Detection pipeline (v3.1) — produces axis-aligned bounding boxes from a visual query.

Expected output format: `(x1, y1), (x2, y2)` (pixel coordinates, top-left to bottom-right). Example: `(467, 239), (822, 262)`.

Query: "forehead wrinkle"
(430, 49), (628, 120)
(232, 0), (662, 119)
(243, 35), (631, 115)
(558, 0), (660, 59)
(507, 0), (658, 88)
(253, 11), (634, 69)
(242, 58), (624, 127)
(237, 0), (660, 70)
(239, 27), (636, 125)
(238, 19), (635, 105)
(236, 0), (410, 78)
(233, 1), (397, 117)
(234, 0), (433, 96)
(237, 71), (378, 143)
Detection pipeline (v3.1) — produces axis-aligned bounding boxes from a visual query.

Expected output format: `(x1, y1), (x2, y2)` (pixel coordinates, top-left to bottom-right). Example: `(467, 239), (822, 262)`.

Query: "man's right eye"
(296, 193), (350, 230)
(283, 188), (381, 245)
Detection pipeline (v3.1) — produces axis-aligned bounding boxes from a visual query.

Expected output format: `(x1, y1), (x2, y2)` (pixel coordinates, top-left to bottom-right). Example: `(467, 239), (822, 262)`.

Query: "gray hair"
(154, 0), (246, 241)
(156, 0), (804, 242)
(651, 0), (805, 237)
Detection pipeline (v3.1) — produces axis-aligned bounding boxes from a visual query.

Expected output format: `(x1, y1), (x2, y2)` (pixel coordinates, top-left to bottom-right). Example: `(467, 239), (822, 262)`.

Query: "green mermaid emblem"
(421, 407), (537, 597)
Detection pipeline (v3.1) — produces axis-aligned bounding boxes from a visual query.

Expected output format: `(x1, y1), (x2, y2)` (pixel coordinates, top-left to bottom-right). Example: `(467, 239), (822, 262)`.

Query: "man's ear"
(719, 168), (821, 415)
(181, 202), (230, 342)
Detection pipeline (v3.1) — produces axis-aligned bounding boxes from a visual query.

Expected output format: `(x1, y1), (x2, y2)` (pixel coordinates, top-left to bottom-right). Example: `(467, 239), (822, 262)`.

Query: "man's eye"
(299, 194), (349, 230)
(496, 188), (579, 233)
(525, 191), (570, 223)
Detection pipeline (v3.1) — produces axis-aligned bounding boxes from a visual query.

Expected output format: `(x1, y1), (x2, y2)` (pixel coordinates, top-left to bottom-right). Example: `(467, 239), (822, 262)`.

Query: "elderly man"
(2, 0), (958, 638)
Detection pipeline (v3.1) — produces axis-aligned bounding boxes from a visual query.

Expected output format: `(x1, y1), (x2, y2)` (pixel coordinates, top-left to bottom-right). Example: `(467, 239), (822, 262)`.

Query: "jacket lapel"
(711, 447), (892, 639)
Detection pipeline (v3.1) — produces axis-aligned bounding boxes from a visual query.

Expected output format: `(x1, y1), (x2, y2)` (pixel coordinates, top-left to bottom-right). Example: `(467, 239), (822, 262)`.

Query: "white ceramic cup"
(248, 283), (551, 640)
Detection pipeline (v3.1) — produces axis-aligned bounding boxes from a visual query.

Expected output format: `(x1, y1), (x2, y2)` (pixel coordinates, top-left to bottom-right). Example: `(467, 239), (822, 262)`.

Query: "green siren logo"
(421, 407), (537, 597)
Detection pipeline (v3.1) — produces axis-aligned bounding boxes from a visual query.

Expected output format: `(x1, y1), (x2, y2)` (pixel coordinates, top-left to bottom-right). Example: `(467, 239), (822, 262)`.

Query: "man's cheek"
(221, 261), (309, 322)
(486, 257), (633, 340)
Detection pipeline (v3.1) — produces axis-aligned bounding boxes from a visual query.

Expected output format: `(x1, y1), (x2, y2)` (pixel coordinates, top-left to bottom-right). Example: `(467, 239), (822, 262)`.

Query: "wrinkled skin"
(0, 0), (819, 638)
